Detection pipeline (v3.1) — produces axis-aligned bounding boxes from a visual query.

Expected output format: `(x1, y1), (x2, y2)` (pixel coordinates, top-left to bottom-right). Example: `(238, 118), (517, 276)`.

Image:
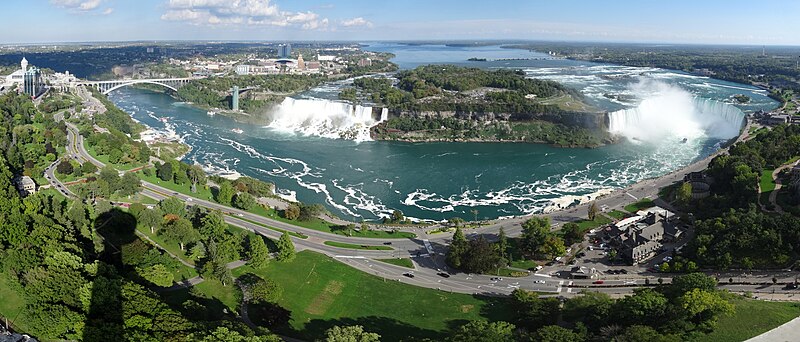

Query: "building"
(14, 175), (36, 196)
(357, 58), (373, 67)
(762, 114), (791, 126)
(278, 44), (292, 58)
(235, 64), (250, 75)
(23, 67), (44, 98)
(603, 208), (683, 265)
(3, 57), (29, 89)
(297, 54), (306, 71)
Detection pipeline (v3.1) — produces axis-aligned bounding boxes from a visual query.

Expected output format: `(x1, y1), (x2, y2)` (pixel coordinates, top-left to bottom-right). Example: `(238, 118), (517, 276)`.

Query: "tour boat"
(231, 128), (244, 134)
(207, 110), (215, 116)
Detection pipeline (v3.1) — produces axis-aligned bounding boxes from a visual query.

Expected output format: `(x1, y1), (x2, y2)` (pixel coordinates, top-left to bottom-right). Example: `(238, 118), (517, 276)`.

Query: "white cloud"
(161, 0), (329, 30)
(102, 8), (114, 15)
(341, 17), (373, 28)
(50, 0), (105, 12)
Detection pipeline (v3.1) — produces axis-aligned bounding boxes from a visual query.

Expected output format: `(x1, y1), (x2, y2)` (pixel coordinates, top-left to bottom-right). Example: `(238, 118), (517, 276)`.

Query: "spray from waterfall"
(607, 80), (745, 143)
(266, 98), (387, 142)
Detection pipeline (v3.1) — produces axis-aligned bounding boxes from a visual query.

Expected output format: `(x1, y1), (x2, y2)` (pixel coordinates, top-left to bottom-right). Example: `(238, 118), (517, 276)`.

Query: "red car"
(592, 280), (605, 284)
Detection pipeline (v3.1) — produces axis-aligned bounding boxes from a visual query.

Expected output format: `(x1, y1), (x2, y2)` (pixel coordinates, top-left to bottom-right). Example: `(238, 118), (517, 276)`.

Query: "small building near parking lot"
(570, 266), (598, 279)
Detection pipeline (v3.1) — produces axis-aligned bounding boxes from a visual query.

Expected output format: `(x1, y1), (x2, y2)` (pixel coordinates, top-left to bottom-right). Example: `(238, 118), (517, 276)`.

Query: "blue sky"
(2, 0), (799, 45)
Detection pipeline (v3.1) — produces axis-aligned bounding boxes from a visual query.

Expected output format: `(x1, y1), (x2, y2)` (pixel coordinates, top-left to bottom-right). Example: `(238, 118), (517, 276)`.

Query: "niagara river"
(107, 43), (779, 222)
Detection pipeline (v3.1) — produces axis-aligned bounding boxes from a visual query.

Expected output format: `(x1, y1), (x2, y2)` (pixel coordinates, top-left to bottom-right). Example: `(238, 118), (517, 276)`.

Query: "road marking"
(568, 281), (573, 286)
(625, 192), (638, 200)
(567, 288), (573, 293)
(557, 287), (562, 293)
(422, 239), (435, 256)
(333, 256), (367, 259)
(558, 280), (564, 286)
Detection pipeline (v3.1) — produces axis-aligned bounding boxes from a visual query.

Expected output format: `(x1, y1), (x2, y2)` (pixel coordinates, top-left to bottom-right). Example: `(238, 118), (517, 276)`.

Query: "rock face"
(393, 109), (606, 130)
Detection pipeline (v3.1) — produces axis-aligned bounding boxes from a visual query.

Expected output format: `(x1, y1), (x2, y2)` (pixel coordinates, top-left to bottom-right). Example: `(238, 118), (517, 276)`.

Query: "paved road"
(746, 316), (800, 342)
(63, 119), (800, 298)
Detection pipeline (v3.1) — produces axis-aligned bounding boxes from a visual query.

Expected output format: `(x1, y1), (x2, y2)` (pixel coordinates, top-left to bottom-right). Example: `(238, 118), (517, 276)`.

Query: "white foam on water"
(265, 97), (385, 142)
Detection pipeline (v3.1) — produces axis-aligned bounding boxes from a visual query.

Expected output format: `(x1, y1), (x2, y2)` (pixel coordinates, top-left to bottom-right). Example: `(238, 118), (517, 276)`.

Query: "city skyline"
(0, 0), (797, 45)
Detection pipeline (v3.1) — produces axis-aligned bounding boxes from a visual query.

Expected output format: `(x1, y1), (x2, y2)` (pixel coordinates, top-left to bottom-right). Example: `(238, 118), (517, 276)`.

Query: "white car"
(534, 280), (546, 284)
(237, 213), (244, 217)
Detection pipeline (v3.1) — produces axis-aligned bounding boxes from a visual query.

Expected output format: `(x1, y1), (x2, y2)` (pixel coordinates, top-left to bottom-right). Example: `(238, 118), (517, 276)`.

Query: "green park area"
(376, 258), (414, 269)
(624, 198), (656, 213)
(230, 251), (514, 341)
(324, 241), (393, 251)
(697, 297), (800, 342)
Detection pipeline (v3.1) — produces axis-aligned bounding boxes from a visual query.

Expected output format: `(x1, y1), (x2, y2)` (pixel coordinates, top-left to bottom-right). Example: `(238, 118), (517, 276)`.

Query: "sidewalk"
(746, 316), (800, 342)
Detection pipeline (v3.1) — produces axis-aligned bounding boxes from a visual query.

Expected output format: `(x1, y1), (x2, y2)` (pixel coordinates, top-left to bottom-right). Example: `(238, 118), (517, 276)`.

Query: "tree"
(497, 227), (509, 263)
(520, 217), (550, 258)
(156, 161), (174, 182)
(242, 275), (283, 304)
(233, 192), (256, 210)
(99, 165), (120, 190)
(192, 327), (280, 342)
(461, 236), (503, 273)
(539, 235), (566, 260)
(323, 325), (380, 342)
(532, 325), (581, 342)
(284, 204), (300, 220)
(677, 182), (693, 205)
(158, 197), (185, 218)
(391, 209), (404, 223)
(200, 210), (227, 241)
(614, 288), (668, 326)
(588, 201), (599, 221)
(81, 162), (97, 175)
(56, 159), (73, 175)
(299, 203), (325, 221)
(447, 227), (468, 268)
(563, 292), (613, 330)
(138, 264), (174, 287)
(247, 234), (270, 269)
(118, 172), (142, 197)
(679, 289), (734, 329)
(511, 289), (560, 330)
(138, 207), (163, 234)
(276, 232), (295, 262)
(189, 241), (207, 261)
(187, 164), (206, 193)
(562, 222), (583, 246)
(669, 273), (717, 298)
(449, 321), (516, 342)
(216, 182), (235, 205)
(162, 218), (201, 250)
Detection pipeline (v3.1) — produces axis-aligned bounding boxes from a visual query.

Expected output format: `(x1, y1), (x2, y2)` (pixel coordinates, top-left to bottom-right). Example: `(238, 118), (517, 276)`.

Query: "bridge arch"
(102, 80), (180, 94)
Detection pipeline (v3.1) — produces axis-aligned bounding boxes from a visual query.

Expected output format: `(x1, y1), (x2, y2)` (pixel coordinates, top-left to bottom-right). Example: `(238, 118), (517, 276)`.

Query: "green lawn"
(86, 145), (144, 171)
(376, 258), (415, 269)
(624, 198), (656, 213)
(697, 297), (800, 342)
(0, 271), (31, 334)
(760, 169), (776, 193)
(231, 251), (514, 341)
(232, 215), (309, 239)
(324, 241), (393, 251)
(193, 279), (243, 313)
(488, 267), (531, 277)
(607, 210), (628, 220)
(135, 224), (195, 267)
(575, 216), (612, 231)
(261, 206), (416, 239)
(509, 259), (541, 271)
(138, 169), (216, 201)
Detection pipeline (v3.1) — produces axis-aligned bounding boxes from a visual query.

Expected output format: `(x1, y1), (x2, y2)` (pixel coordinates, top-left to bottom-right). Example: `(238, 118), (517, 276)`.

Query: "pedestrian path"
(746, 316), (800, 342)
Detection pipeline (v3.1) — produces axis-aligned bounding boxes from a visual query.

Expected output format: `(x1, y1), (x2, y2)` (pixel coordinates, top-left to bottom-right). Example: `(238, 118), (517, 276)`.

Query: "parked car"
(403, 272), (415, 278)
(437, 272), (450, 278)
(382, 242), (392, 245)
(592, 280), (605, 284)
(620, 269), (629, 274)
(533, 280), (546, 284)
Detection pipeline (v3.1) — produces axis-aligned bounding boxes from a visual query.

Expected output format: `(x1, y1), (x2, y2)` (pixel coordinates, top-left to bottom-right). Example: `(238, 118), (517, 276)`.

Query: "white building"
(3, 57), (28, 88)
